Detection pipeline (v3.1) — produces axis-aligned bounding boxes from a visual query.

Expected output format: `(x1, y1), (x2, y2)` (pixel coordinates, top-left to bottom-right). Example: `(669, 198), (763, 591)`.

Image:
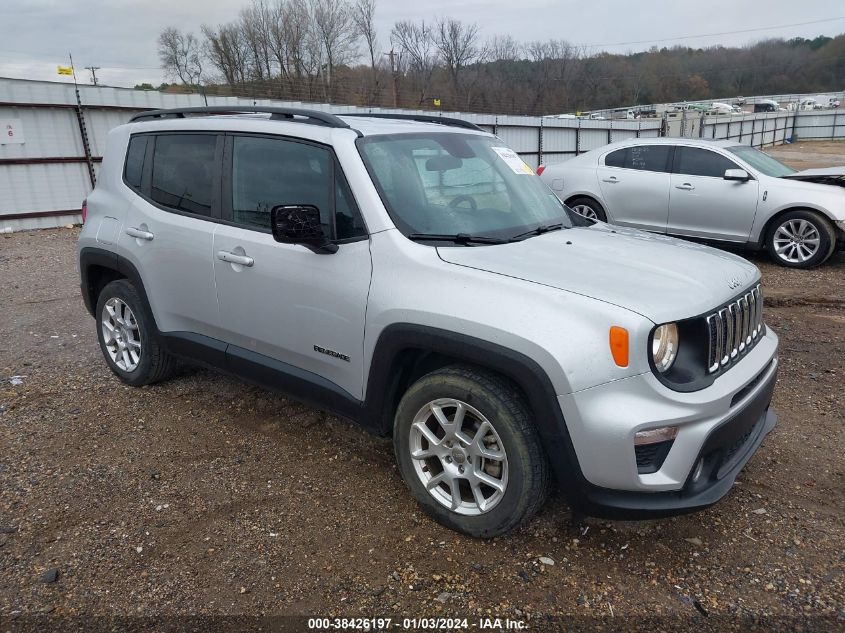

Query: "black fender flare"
(363, 323), (588, 497)
(79, 247), (155, 327)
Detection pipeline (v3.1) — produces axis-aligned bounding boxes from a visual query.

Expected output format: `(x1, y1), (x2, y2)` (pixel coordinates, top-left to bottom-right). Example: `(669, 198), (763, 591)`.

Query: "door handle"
(125, 227), (154, 241)
(675, 183), (695, 191)
(602, 177), (619, 183)
(217, 250), (254, 267)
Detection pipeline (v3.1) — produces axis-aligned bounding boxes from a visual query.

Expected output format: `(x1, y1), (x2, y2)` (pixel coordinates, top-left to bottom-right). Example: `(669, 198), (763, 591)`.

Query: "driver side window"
(675, 147), (740, 178)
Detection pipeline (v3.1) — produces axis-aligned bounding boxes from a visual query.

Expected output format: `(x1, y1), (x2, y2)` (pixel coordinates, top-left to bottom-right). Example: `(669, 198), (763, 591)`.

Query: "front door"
(596, 144), (673, 232)
(212, 134), (371, 399)
(667, 146), (760, 242)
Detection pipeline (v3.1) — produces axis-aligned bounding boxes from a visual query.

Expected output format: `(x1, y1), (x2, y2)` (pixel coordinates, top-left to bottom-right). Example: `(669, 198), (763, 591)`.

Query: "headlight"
(652, 323), (679, 373)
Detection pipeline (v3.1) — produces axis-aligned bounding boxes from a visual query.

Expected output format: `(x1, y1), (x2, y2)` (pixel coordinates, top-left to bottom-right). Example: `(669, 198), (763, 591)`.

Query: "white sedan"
(539, 138), (845, 268)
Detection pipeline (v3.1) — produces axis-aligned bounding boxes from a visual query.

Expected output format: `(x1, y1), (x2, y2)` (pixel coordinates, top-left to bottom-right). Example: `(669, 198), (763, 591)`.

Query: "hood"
(781, 167), (845, 187)
(437, 224), (760, 324)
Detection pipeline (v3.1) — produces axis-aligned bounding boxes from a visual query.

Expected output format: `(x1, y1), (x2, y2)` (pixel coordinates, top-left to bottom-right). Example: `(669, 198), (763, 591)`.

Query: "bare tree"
(391, 20), (437, 104)
(352, 0), (378, 71)
(310, 0), (360, 96)
(434, 17), (483, 99)
(240, 0), (274, 81)
(487, 35), (521, 62)
(202, 22), (250, 86)
(158, 27), (204, 86)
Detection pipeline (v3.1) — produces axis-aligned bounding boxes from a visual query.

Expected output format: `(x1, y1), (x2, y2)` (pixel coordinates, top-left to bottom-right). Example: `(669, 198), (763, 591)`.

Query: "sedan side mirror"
(270, 205), (338, 254)
(724, 169), (751, 182)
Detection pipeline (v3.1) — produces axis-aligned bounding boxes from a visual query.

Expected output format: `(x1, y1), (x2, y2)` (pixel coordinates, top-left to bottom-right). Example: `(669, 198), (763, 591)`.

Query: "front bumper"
(557, 327), (779, 517)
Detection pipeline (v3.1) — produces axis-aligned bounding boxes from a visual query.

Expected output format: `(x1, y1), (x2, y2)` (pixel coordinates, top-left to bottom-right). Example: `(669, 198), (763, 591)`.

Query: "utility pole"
(384, 48), (398, 108)
(84, 66), (100, 86)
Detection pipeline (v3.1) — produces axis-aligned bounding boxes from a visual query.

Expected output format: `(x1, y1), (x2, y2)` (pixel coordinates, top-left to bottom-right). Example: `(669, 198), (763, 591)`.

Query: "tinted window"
(604, 146), (671, 172)
(605, 148), (626, 168)
(232, 136), (365, 239)
(676, 147), (739, 178)
(124, 136), (147, 190)
(151, 135), (216, 216)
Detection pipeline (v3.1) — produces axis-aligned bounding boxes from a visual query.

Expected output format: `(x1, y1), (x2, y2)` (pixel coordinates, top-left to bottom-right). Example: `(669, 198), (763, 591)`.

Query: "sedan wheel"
(767, 210), (835, 269)
(571, 204), (599, 221)
(772, 219), (820, 264)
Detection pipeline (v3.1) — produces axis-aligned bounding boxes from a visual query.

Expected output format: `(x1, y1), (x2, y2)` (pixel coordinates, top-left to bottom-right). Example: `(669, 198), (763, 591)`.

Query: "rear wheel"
(767, 210), (835, 268)
(393, 365), (549, 537)
(95, 280), (175, 386)
(567, 197), (607, 223)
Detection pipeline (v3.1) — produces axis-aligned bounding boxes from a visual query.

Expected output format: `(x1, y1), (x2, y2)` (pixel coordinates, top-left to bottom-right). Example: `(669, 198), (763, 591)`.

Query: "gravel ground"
(1, 144), (844, 631)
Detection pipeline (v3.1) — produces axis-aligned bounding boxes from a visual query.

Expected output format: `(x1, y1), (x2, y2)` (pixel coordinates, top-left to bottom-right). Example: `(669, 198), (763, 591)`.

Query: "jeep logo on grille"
(727, 277), (742, 290)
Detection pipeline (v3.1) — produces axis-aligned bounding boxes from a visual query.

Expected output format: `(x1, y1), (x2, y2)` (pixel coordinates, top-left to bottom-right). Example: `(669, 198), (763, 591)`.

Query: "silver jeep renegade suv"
(78, 106), (779, 537)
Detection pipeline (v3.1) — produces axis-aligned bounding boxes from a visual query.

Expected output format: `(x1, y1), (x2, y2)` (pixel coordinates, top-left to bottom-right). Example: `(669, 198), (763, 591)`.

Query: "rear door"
(596, 144), (673, 232)
(119, 132), (223, 337)
(667, 146), (760, 241)
(212, 134), (371, 399)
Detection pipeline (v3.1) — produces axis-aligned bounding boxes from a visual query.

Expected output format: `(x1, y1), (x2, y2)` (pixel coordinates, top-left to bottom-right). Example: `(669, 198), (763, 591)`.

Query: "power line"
(577, 16), (845, 49)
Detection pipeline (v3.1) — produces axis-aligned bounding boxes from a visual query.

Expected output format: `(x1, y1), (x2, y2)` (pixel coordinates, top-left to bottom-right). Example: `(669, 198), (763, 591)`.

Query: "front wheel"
(393, 366), (549, 537)
(767, 210), (836, 269)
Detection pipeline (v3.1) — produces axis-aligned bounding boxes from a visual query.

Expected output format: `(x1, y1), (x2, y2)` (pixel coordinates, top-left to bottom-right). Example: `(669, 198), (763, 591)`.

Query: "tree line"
(156, 0), (845, 115)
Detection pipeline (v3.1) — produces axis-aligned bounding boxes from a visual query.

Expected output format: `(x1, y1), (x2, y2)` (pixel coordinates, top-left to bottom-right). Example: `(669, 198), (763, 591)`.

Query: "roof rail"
(129, 106), (351, 129)
(339, 112), (485, 132)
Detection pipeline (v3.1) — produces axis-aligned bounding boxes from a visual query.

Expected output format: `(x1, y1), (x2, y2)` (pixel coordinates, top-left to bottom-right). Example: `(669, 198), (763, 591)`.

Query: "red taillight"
(536, 165), (546, 176)
(81, 199), (87, 224)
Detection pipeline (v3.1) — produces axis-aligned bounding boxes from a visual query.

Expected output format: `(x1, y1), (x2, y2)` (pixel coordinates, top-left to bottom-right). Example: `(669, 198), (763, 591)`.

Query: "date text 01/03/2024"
(306, 617), (527, 630)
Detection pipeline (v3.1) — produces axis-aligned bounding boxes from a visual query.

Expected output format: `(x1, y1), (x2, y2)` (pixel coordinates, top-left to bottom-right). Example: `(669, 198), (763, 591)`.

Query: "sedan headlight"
(652, 323), (679, 373)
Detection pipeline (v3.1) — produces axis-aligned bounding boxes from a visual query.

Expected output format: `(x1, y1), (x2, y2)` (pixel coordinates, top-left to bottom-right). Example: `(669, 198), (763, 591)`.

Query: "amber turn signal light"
(609, 326), (629, 367)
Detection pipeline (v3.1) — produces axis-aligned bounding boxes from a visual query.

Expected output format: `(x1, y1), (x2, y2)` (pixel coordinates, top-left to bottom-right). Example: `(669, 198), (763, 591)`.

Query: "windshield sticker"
(491, 146), (534, 175)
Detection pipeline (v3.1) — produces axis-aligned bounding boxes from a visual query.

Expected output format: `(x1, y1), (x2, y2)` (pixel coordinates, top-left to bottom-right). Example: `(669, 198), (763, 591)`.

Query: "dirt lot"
(1, 142), (844, 631)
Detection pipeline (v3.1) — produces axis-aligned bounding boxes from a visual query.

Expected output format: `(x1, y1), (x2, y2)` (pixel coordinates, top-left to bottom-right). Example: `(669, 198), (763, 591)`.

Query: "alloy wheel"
(409, 398), (508, 516)
(571, 204), (599, 220)
(773, 219), (820, 264)
(101, 298), (142, 372)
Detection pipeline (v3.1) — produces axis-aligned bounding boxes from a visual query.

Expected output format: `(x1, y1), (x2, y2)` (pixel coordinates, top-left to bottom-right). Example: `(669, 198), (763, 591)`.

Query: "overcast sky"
(2, 0), (844, 88)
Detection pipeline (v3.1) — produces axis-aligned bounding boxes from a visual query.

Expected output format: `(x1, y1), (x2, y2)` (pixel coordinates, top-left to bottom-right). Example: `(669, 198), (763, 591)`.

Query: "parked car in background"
(753, 100), (780, 113)
(539, 138), (845, 268)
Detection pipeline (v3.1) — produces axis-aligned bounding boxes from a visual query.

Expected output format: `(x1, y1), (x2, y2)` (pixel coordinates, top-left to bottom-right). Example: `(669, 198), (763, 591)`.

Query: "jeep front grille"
(706, 284), (764, 374)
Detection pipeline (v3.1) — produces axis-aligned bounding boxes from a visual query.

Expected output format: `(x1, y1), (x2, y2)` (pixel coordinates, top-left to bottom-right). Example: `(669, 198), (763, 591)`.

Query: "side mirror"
(724, 169), (750, 182)
(270, 205), (338, 254)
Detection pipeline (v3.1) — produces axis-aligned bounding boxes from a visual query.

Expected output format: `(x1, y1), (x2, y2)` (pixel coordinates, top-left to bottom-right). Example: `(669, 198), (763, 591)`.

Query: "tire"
(566, 196), (607, 223)
(393, 365), (549, 538)
(766, 210), (836, 269)
(95, 279), (175, 387)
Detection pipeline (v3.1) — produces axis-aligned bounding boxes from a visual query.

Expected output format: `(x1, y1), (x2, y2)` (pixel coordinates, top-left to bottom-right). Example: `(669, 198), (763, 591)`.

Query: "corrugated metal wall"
(0, 77), (662, 231)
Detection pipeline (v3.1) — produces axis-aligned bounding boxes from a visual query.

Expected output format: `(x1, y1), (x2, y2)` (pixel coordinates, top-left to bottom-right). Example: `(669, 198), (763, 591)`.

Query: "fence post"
(538, 117), (544, 166)
(790, 110), (798, 143)
(575, 118), (581, 156)
(833, 110), (837, 141)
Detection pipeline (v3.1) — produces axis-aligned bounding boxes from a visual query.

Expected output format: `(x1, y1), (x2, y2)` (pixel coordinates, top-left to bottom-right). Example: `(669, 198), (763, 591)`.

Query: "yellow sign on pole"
(57, 65), (74, 76)
(433, 98), (441, 108)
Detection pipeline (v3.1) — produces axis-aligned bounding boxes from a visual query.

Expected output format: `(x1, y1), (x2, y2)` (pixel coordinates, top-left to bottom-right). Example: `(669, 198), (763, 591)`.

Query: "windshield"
(357, 133), (572, 241)
(726, 145), (796, 177)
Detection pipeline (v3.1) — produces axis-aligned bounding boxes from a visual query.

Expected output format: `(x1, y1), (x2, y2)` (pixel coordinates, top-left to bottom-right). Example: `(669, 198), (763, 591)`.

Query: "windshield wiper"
(508, 222), (566, 242)
(407, 233), (509, 245)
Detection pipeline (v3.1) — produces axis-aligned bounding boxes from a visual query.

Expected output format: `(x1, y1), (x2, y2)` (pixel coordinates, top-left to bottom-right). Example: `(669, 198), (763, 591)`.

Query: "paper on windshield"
(491, 146), (534, 175)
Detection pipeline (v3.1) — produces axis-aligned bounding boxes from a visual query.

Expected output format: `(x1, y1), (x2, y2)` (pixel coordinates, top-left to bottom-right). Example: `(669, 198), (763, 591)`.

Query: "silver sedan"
(539, 138), (845, 268)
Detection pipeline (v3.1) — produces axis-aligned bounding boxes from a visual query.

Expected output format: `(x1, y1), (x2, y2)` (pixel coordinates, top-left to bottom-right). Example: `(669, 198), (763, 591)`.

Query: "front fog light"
(634, 426), (678, 445)
(652, 323), (679, 373)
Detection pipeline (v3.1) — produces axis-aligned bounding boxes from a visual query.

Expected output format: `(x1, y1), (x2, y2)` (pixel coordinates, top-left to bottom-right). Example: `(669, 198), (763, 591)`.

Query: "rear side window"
(124, 136), (147, 191)
(675, 147), (739, 178)
(150, 134), (217, 216)
(605, 148), (626, 168)
(604, 146), (671, 172)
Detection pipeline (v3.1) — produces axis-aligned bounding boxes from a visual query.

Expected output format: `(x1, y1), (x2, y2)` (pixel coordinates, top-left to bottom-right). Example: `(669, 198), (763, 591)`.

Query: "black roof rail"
(128, 106), (352, 129)
(339, 112), (485, 132)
